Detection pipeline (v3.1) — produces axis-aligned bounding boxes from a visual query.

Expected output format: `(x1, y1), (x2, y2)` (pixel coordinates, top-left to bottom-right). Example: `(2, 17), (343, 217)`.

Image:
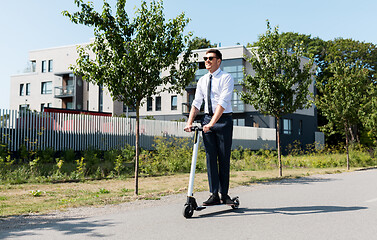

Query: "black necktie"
(207, 74), (213, 115)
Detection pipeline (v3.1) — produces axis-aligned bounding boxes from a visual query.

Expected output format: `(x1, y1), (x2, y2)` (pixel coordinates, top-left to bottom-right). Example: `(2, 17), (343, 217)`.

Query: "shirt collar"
(209, 68), (221, 78)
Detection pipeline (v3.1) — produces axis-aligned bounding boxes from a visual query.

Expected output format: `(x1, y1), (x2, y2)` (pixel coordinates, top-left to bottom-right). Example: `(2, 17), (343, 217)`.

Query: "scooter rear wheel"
(183, 204), (194, 218)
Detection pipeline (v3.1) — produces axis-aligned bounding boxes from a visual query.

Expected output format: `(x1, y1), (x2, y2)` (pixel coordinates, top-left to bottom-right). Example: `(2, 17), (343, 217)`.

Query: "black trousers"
(202, 114), (233, 196)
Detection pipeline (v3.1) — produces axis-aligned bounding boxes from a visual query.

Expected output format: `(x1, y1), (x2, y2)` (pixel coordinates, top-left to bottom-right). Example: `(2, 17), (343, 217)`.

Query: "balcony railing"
(182, 100), (245, 115)
(182, 103), (204, 115)
(54, 85), (75, 98)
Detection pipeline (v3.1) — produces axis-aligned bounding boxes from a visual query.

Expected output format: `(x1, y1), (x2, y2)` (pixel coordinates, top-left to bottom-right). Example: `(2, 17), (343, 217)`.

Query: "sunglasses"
(203, 56), (218, 61)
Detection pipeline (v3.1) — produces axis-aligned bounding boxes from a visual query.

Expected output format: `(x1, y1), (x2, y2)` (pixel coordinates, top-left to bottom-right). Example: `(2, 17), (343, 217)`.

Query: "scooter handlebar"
(190, 126), (203, 131)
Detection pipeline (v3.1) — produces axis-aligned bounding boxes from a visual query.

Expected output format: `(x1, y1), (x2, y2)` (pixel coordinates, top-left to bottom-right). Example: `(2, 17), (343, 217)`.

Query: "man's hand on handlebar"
(203, 124), (213, 133)
(184, 125), (192, 132)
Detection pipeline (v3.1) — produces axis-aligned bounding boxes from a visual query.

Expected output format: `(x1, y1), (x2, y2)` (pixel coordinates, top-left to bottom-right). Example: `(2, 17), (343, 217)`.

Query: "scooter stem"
(187, 127), (200, 197)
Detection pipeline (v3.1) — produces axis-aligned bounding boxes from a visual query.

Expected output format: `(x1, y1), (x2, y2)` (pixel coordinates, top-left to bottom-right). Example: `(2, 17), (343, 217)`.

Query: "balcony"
(182, 100), (245, 116)
(182, 102), (204, 116)
(185, 81), (198, 90)
(54, 85), (75, 98)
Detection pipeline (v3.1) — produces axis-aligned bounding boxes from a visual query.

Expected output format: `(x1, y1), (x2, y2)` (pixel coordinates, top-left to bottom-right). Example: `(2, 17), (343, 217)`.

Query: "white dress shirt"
(192, 68), (234, 114)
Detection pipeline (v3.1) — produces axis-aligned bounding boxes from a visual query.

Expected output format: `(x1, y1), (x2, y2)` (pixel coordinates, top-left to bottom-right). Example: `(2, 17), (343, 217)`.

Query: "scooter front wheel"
(183, 204), (194, 218)
(231, 198), (240, 209)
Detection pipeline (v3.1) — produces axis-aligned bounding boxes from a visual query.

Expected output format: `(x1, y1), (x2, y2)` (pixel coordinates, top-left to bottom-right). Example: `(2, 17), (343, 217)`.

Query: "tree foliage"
(249, 32), (325, 60)
(189, 36), (216, 50)
(317, 38), (377, 83)
(316, 61), (370, 169)
(279, 32), (325, 60)
(272, 34), (377, 146)
(241, 21), (314, 176)
(316, 39), (377, 145)
(361, 85), (377, 145)
(62, 0), (197, 194)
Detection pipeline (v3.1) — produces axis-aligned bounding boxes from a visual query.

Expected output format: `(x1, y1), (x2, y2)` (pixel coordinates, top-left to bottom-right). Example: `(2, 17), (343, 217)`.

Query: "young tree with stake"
(241, 21), (314, 177)
(63, 0), (197, 195)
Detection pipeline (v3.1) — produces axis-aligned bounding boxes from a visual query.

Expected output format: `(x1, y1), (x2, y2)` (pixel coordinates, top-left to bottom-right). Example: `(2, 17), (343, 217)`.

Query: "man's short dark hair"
(206, 49), (222, 61)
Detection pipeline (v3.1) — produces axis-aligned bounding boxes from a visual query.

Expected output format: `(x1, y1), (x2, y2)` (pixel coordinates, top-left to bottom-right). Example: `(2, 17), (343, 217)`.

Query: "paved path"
(1, 169), (377, 239)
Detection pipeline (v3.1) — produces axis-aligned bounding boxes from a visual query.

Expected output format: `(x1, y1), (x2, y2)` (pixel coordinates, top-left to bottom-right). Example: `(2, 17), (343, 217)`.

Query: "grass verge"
(0, 167), (364, 218)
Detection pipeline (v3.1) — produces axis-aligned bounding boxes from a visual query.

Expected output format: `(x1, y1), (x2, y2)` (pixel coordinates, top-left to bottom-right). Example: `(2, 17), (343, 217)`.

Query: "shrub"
(75, 157), (86, 178)
(36, 148), (55, 163)
(62, 149), (76, 163)
(0, 143), (10, 160)
(231, 146), (244, 160)
(19, 145), (35, 163)
(139, 136), (206, 176)
(0, 155), (14, 178)
(82, 148), (101, 174)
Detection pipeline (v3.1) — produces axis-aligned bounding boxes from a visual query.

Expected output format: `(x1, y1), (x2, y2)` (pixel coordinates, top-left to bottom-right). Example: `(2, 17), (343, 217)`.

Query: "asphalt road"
(1, 169), (377, 240)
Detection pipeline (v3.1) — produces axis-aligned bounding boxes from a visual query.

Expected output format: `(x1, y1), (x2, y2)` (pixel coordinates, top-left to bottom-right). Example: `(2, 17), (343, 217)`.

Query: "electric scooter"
(183, 126), (240, 218)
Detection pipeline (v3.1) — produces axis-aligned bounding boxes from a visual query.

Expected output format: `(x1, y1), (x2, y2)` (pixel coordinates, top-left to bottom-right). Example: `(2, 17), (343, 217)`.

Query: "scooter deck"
(196, 204), (235, 211)
(196, 196), (239, 211)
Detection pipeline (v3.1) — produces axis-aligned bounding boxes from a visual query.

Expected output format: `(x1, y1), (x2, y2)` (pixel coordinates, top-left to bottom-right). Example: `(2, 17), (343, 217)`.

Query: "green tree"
(361, 85), (377, 145)
(240, 21), (314, 177)
(189, 37), (216, 50)
(279, 32), (325, 60)
(63, 0), (196, 195)
(316, 61), (370, 169)
(249, 32), (325, 60)
(317, 39), (377, 145)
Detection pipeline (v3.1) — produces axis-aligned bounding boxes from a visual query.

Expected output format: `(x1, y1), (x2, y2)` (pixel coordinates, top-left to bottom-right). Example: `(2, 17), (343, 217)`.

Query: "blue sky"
(2, 0), (377, 110)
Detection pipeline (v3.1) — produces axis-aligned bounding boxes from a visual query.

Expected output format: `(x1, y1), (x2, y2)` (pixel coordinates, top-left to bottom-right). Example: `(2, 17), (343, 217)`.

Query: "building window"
(20, 84), (24, 96)
(25, 83), (30, 96)
(19, 104), (29, 112)
(99, 85), (103, 112)
(233, 118), (245, 126)
(222, 58), (244, 85)
(123, 104), (136, 113)
(41, 60), (47, 73)
(194, 62), (208, 83)
(282, 119), (292, 135)
(41, 103), (45, 112)
(47, 103), (52, 108)
(147, 97), (153, 111)
(299, 120), (303, 135)
(31, 60), (36, 72)
(171, 95), (177, 110)
(194, 58), (244, 85)
(156, 96), (161, 111)
(87, 100), (89, 110)
(232, 90), (244, 112)
(66, 102), (74, 109)
(41, 81), (52, 94)
(48, 60), (53, 72)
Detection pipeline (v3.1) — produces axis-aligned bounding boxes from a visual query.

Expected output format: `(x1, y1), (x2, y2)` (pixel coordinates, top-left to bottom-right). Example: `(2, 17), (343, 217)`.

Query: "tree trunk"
(348, 126), (355, 143)
(134, 105), (140, 196)
(276, 117), (282, 177)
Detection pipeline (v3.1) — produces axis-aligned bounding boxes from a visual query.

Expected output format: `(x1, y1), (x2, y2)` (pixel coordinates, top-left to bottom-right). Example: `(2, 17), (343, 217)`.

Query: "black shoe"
(221, 194), (235, 205)
(203, 193), (220, 206)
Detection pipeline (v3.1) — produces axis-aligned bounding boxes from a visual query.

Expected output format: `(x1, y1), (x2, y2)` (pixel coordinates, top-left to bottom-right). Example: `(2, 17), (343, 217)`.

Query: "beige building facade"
(10, 41), (320, 151)
(10, 43), (117, 114)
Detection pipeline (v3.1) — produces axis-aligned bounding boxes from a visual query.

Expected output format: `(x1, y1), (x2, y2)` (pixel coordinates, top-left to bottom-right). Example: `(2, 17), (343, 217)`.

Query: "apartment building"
(10, 42), (322, 150)
(146, 45), (320, 149)
(10, 43), (119, 115)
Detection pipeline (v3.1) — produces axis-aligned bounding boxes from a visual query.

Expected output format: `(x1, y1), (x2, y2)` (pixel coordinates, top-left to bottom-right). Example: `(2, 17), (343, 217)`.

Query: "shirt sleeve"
(192, 77), (204, 110)
(217, 74), (234, 110)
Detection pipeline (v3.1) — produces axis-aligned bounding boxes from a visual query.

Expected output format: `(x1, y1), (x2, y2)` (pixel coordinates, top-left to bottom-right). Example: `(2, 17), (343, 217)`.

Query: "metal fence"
(0, 109), (276, 152)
